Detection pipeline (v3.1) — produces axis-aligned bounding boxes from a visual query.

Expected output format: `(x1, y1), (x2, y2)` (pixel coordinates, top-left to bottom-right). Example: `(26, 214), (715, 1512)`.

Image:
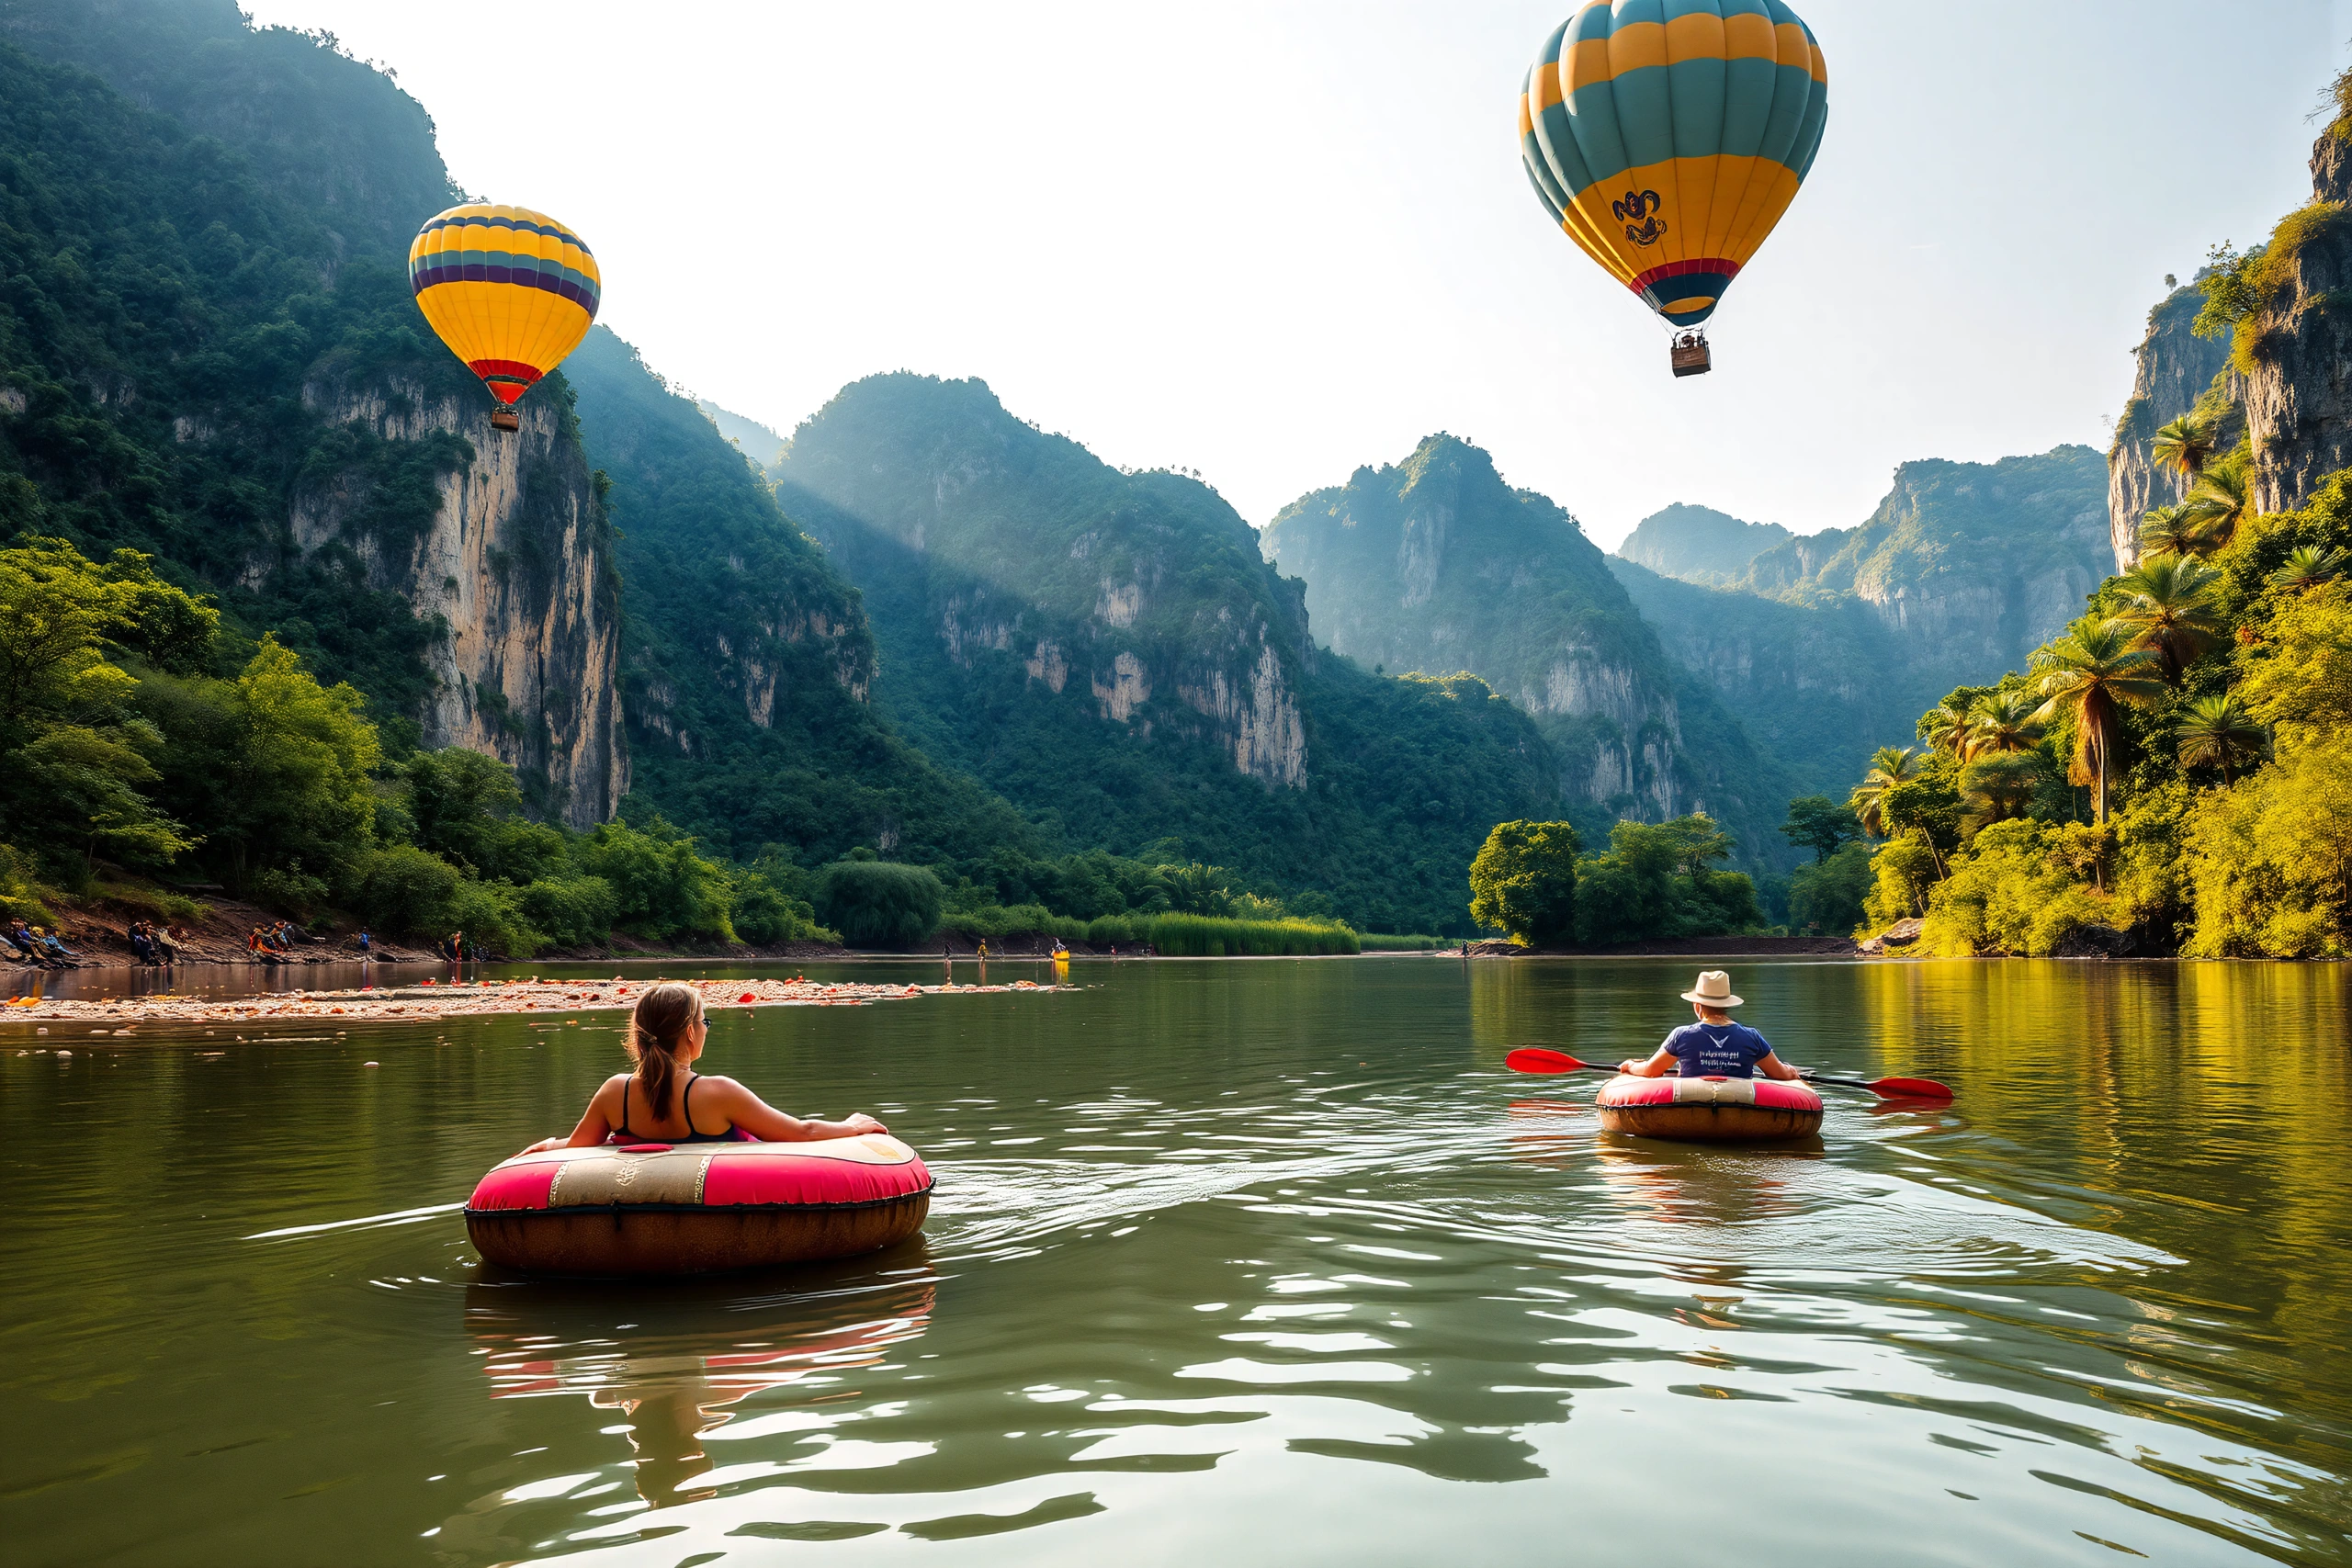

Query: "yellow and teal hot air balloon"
(408, 203), (601, 430)
(1519, 0), (1826, 377)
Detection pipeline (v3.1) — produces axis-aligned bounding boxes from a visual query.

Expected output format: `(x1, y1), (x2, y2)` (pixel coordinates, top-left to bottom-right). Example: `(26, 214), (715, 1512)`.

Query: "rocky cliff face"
(1263, 436), (1795, 864)
(1606, 558), (1916, 796)
(776, 375), (1315, 792)
(288, 378), (627, 826)
(2241, 128), (2352, 515)
(1735, 447), (2110, 672)
(2106, 286), (2235, 570)
(1615, 502), (1792, 586)
(1600, 449), (2114, 795)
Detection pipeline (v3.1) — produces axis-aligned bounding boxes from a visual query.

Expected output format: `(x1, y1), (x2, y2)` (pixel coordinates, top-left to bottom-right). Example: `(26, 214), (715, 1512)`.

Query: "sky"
(243, 1), (2352, 548)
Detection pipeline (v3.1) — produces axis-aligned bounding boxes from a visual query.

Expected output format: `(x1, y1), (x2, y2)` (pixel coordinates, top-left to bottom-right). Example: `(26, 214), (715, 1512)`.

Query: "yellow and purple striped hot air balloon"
(408, 204), (601, 430)
(1519, 0), (1826, 377)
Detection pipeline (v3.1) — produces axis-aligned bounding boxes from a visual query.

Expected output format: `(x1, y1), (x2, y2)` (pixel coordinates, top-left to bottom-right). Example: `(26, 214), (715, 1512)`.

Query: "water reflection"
(464, 1267), (936, 1509)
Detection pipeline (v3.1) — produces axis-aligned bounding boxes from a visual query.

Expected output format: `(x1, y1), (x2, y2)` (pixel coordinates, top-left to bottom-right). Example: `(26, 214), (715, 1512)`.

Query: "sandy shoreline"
(1, 974), (1064, 1029)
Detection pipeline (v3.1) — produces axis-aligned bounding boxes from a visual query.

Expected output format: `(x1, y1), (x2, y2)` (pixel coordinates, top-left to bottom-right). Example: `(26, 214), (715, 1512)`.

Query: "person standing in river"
(1618, 970), (1805, 1081)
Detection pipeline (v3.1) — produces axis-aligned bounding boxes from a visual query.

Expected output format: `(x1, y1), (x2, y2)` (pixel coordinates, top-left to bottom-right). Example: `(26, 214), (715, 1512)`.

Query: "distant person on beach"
(153, 924), (181, 964)
(128, 921), (155, 964)
(37, 927), (79, 964)
(8, 918), (56, 966)
(443, 930), (464, 963)
(1617, 971), (1804, 1082)
(517, 981), (891, 1155)
(356, 927), (372, 955)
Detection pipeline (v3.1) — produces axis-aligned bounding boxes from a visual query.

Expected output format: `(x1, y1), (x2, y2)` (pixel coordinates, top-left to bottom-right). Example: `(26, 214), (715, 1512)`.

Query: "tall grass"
(1358, 933), (1448, 951)
(934, 905), (1360, 955)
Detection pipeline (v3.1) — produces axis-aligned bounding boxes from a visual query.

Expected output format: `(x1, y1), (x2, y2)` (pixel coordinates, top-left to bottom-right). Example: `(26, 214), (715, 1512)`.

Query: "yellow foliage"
(1860, 835), (1939, 932)
(1916, 820), (2111, 956)
(2237, 580), (2352, 748)
(2185, 736), (2352, 958)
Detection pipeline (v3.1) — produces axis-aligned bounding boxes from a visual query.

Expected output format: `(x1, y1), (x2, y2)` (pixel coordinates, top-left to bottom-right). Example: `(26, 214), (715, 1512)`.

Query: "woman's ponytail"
(625, 982), (702, 1118)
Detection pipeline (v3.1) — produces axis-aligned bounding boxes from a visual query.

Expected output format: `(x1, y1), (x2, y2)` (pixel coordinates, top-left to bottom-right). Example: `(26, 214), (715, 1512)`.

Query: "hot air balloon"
(408, 204), (601, 431)
(1519, 0), (1826, 377)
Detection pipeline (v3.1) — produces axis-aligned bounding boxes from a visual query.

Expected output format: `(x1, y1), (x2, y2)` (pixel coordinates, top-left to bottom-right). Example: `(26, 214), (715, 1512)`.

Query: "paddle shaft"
(1505, 1046), (1951, 1101)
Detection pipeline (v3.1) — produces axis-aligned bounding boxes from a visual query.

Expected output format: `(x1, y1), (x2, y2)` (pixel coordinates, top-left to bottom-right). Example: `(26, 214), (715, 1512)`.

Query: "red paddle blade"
(1869, 1076), (1954, 1100)
(1505, 1047), (1590, 1075)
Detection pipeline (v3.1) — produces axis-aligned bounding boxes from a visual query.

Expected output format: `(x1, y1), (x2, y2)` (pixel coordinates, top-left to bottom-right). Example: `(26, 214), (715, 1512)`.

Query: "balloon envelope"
(408, 203), (601, 410)
(1520, 0), (1826, 329)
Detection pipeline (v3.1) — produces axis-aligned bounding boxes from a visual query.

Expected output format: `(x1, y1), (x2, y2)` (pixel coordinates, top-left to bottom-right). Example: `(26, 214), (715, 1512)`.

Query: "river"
(3, 955), (2346, 1565)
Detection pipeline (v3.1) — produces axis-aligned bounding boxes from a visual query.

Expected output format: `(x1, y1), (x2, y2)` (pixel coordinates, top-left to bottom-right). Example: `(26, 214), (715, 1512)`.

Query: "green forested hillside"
(771, 375), (1560, 934)
(1608, 447), (2115, 795)
(1615, 502), (1792, 586)
(697, 400), (787, 468)
(0, 15), (479, 717)
(563, 328), (1035, 868)
(1261, 436), (1798, 870)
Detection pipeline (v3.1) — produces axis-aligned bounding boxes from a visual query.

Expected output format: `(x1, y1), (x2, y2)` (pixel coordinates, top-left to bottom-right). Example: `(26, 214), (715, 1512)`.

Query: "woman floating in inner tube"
(1616, 970), (1806, 1082)
(519, 982), (888, 1155)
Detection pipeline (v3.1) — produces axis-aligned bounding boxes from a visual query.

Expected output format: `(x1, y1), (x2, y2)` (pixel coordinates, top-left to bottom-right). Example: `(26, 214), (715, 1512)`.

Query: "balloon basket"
(1669, 335), (1712, 378)
(489, 408), (521, 432)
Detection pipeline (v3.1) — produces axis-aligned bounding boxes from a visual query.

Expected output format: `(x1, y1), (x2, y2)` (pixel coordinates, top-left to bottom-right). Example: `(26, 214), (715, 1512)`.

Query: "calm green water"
(3, 955), (2347, 1566)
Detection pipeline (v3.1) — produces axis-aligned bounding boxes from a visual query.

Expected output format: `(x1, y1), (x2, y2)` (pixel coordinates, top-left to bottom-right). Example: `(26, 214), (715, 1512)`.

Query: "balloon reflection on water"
(464, 1263), (935, 1508)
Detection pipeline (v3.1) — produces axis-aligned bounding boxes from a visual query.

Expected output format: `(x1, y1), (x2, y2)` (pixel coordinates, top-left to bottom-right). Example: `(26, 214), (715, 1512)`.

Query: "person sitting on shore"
(152, 923), (181, 964)
(7, 918), (41, 962)
(36, 926), (79, 964)
(518, 981), (889, 1155)
(356, 927), (372, 956)
(1618, 970), (1804, 1082)
(128, 922), (156, 964)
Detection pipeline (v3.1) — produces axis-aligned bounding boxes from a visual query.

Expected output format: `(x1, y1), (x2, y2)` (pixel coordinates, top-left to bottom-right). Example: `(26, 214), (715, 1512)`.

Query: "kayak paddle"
(1797, 1069), (1953, 1101)
(1505, 1046), (1952, 1102)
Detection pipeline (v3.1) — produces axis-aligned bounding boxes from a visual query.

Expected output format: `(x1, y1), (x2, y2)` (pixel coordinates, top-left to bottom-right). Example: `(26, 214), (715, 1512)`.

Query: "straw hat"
(1679, 970), (1743, 1009)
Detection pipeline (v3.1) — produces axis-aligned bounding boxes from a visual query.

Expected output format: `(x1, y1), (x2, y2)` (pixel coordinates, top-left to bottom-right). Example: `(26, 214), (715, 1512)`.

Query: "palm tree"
(1920, 701), (1975, 758)
(1962, 689), (2041, 757)
(1960, 750), (2041, 829)
(2149, 412), (2217, 485)
(1847, 745), (1918, 839)
(2029, 620), (2167, 823)
(2137, 503), (2196, 559)
(2175, 694), (2270, 784)
(2109, 553), (2225, 683)
(2182, 452), (2253, 556)
(2268, 544), (2349, 592)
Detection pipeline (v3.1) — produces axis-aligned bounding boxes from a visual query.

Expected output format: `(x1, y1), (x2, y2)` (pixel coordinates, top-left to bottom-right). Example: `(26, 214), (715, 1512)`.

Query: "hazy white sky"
(244, 1), (2351, 547)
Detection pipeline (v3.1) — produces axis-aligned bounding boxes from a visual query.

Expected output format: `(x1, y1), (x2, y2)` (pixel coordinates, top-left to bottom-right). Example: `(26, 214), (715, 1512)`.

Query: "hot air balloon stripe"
(1521, 0), (1825, 328)
(408, 203), (602, 421)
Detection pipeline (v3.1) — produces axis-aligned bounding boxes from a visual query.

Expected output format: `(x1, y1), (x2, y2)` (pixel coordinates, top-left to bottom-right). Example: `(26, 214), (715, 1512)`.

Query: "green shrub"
(0, 843), (60, 925)
(1359, 933), (1445, 951)
(1140, 913), (1360, 956)
(355, 843), (461, 935)
(515, 874), (620, 949)
(575, 819), (734, 941)
(728, 870), (831, 945)
(818, 860), (944, 948)
(1861, 836), (1942, 931)
(1918, 820), (2109, 955)
(1468, 820), (1581, 945)
(1789, 840), (1872, 935)
(444, 878), (541, 959)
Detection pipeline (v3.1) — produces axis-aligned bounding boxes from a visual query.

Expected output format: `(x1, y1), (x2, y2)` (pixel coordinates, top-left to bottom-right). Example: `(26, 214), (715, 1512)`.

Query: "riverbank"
(0, 973), (1063, 1028)
(1459, 935), (1864, 958)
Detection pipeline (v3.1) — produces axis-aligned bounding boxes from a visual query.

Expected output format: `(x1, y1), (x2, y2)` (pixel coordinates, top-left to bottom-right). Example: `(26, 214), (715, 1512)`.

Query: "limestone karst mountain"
(1261, 436), (1797, 865)
(767, 376), (1560, 931)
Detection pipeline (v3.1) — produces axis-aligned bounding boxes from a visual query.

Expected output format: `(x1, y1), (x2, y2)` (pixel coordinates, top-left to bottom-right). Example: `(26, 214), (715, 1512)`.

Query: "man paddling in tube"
(1619, 971), (1804, 1081)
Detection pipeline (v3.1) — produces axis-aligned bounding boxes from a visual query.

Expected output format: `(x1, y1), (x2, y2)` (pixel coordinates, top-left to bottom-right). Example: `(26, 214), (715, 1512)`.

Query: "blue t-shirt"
(1662, 1021), (1774, 1077)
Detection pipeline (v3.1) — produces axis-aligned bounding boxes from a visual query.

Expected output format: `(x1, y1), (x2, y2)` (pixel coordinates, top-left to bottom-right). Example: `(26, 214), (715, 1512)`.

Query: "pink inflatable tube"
(466, 1135), (933, 1276)
(1594, 1075), (1824, 1144)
